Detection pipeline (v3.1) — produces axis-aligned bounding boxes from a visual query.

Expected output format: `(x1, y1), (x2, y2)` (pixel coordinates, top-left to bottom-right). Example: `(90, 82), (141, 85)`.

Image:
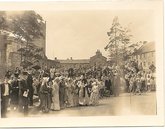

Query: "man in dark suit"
(18, 72), (29, 116)
(1, 77), (11, 118)
(27, 69), (34, 106)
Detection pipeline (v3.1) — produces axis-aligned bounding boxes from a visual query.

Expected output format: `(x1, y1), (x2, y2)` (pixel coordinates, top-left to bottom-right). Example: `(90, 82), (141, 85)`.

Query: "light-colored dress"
(78, 81), (85, 105)
(90, 84), (99, 106)
(66, 82), (74, 107)
(78, 80), (90, 106)
(51, 81), (60, 111)
(73, 83), (79, 107)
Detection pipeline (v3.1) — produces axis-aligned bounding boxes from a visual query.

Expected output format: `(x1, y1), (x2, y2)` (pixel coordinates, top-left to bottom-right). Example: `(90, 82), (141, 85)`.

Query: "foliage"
(0, 11), (8, 32)
(105, 16), (145, 64)
(0, 11), (46, 68)
(9, 11), (44, 42)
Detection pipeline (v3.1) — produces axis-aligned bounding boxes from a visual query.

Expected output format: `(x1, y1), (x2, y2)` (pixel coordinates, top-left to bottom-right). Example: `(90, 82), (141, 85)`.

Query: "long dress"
(78, 81), (90, 106)
(59, 81), (66, 109)
(113, 75), (120, 97)
(83, 85), (90, 106)
(51, 81), (60, 111)
(90, 84), (99, 106)
(40, 83), (52, 113)
(73, 82), (79, 107)
(78, 81), (84, 105)
(10, 80), (19, 109)
(66, 82), (74, 107)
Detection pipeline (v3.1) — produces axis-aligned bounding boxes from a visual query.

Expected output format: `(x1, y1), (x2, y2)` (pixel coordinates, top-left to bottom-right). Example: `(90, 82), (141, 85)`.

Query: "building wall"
(6, 40), (22, 69)
(90, 56), (107, 66)
(138, 51), (155, 70)
(131, 51), (155, 71)
(0, 34), (7, 78)
(46, 59), (60, 69)
(8, 52), (21, 70)
(60, 63), (89, 69)
(90, 51), (107, 67)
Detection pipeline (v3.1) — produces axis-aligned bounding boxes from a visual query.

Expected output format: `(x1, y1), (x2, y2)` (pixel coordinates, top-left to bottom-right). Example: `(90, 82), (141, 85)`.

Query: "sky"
(38, 9), (155, 60)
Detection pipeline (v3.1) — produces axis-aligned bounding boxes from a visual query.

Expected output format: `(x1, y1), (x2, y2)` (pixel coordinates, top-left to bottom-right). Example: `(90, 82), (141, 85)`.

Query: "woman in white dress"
(65, 78), (74, 107)
(51, 77), (60, 111)
(78, 80), (84, 105)
(89, 81), (99, 106)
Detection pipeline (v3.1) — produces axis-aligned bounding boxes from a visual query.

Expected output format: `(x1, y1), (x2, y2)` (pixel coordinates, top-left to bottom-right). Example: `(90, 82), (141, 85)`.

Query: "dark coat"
(81, 79), (90, 97)
(40, 83), (52, 112)
(59, 80), (66, 108)
(105, 79), (111, 90)
(10, 80), (19, 105)
(27, 74), (33, 88)
(19, 79), (29, 97)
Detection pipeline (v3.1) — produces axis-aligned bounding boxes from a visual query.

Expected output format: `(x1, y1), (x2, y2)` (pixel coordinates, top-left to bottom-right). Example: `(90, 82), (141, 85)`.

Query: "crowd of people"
(124, 60), (156, 95)
(0, 60), (156, 118)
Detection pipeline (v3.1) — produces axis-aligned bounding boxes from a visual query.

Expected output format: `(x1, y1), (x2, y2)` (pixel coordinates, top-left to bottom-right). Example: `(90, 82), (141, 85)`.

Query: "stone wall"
(0, 34), (7, 79)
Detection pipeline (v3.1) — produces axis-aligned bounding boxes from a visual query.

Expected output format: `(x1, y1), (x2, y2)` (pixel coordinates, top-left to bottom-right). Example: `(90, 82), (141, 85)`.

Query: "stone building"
(130, 41), (155, 71)
(58, 50), (107, 68)
(46, 58), (60, 69)
(59, 58), (90, 69)
(90, 50), (107, 67)
(0, 34), (7, 78)
(5, 21), (46, 70)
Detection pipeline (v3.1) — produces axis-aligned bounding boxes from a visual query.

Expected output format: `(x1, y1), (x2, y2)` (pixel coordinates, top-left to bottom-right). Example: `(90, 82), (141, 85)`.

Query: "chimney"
(70, 57), (73, 60)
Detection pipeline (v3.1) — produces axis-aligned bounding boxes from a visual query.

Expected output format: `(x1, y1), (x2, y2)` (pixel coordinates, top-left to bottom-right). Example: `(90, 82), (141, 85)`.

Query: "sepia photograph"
(0, 0), (164, 127)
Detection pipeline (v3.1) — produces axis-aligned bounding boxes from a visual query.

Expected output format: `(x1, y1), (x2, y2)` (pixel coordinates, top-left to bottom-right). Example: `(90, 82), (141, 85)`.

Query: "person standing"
(113, 71), (120, 97)
(146, 71), (152, 92)
(14, 67), (21, 78)
(73, 80), (79, 107)
(51, 77), (60, 111)
(141, 72), (146, 93)
(27, 69), (34, 106)
(40, 80), (52, 113)
(1, 77), (11, 118)
(18, 72), (29, 116)
(78, 75), (90, 106)
(59, 76), (66, 109)
(65, 78), (74, 107)
(10, 75), (19, 111)
(89, 81), (99, 106)
(135, 76), (142, 95)
(104, 76), (111, 97)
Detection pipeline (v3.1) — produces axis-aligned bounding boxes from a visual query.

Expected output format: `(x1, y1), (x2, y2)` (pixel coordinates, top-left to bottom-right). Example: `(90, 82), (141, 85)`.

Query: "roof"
(59, 59), (90, 64)
(47, 59), (60, 63)
(90, 54), (107, 60)
(134, 41), (155, 55)
(90, 50), (107, 60)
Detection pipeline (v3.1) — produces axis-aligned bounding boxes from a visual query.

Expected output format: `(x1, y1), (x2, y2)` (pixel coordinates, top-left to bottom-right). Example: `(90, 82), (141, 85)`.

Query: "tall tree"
(105, 16), (132, 65)
(0, 11), (8, 33)
(9, 11), (45, 68)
